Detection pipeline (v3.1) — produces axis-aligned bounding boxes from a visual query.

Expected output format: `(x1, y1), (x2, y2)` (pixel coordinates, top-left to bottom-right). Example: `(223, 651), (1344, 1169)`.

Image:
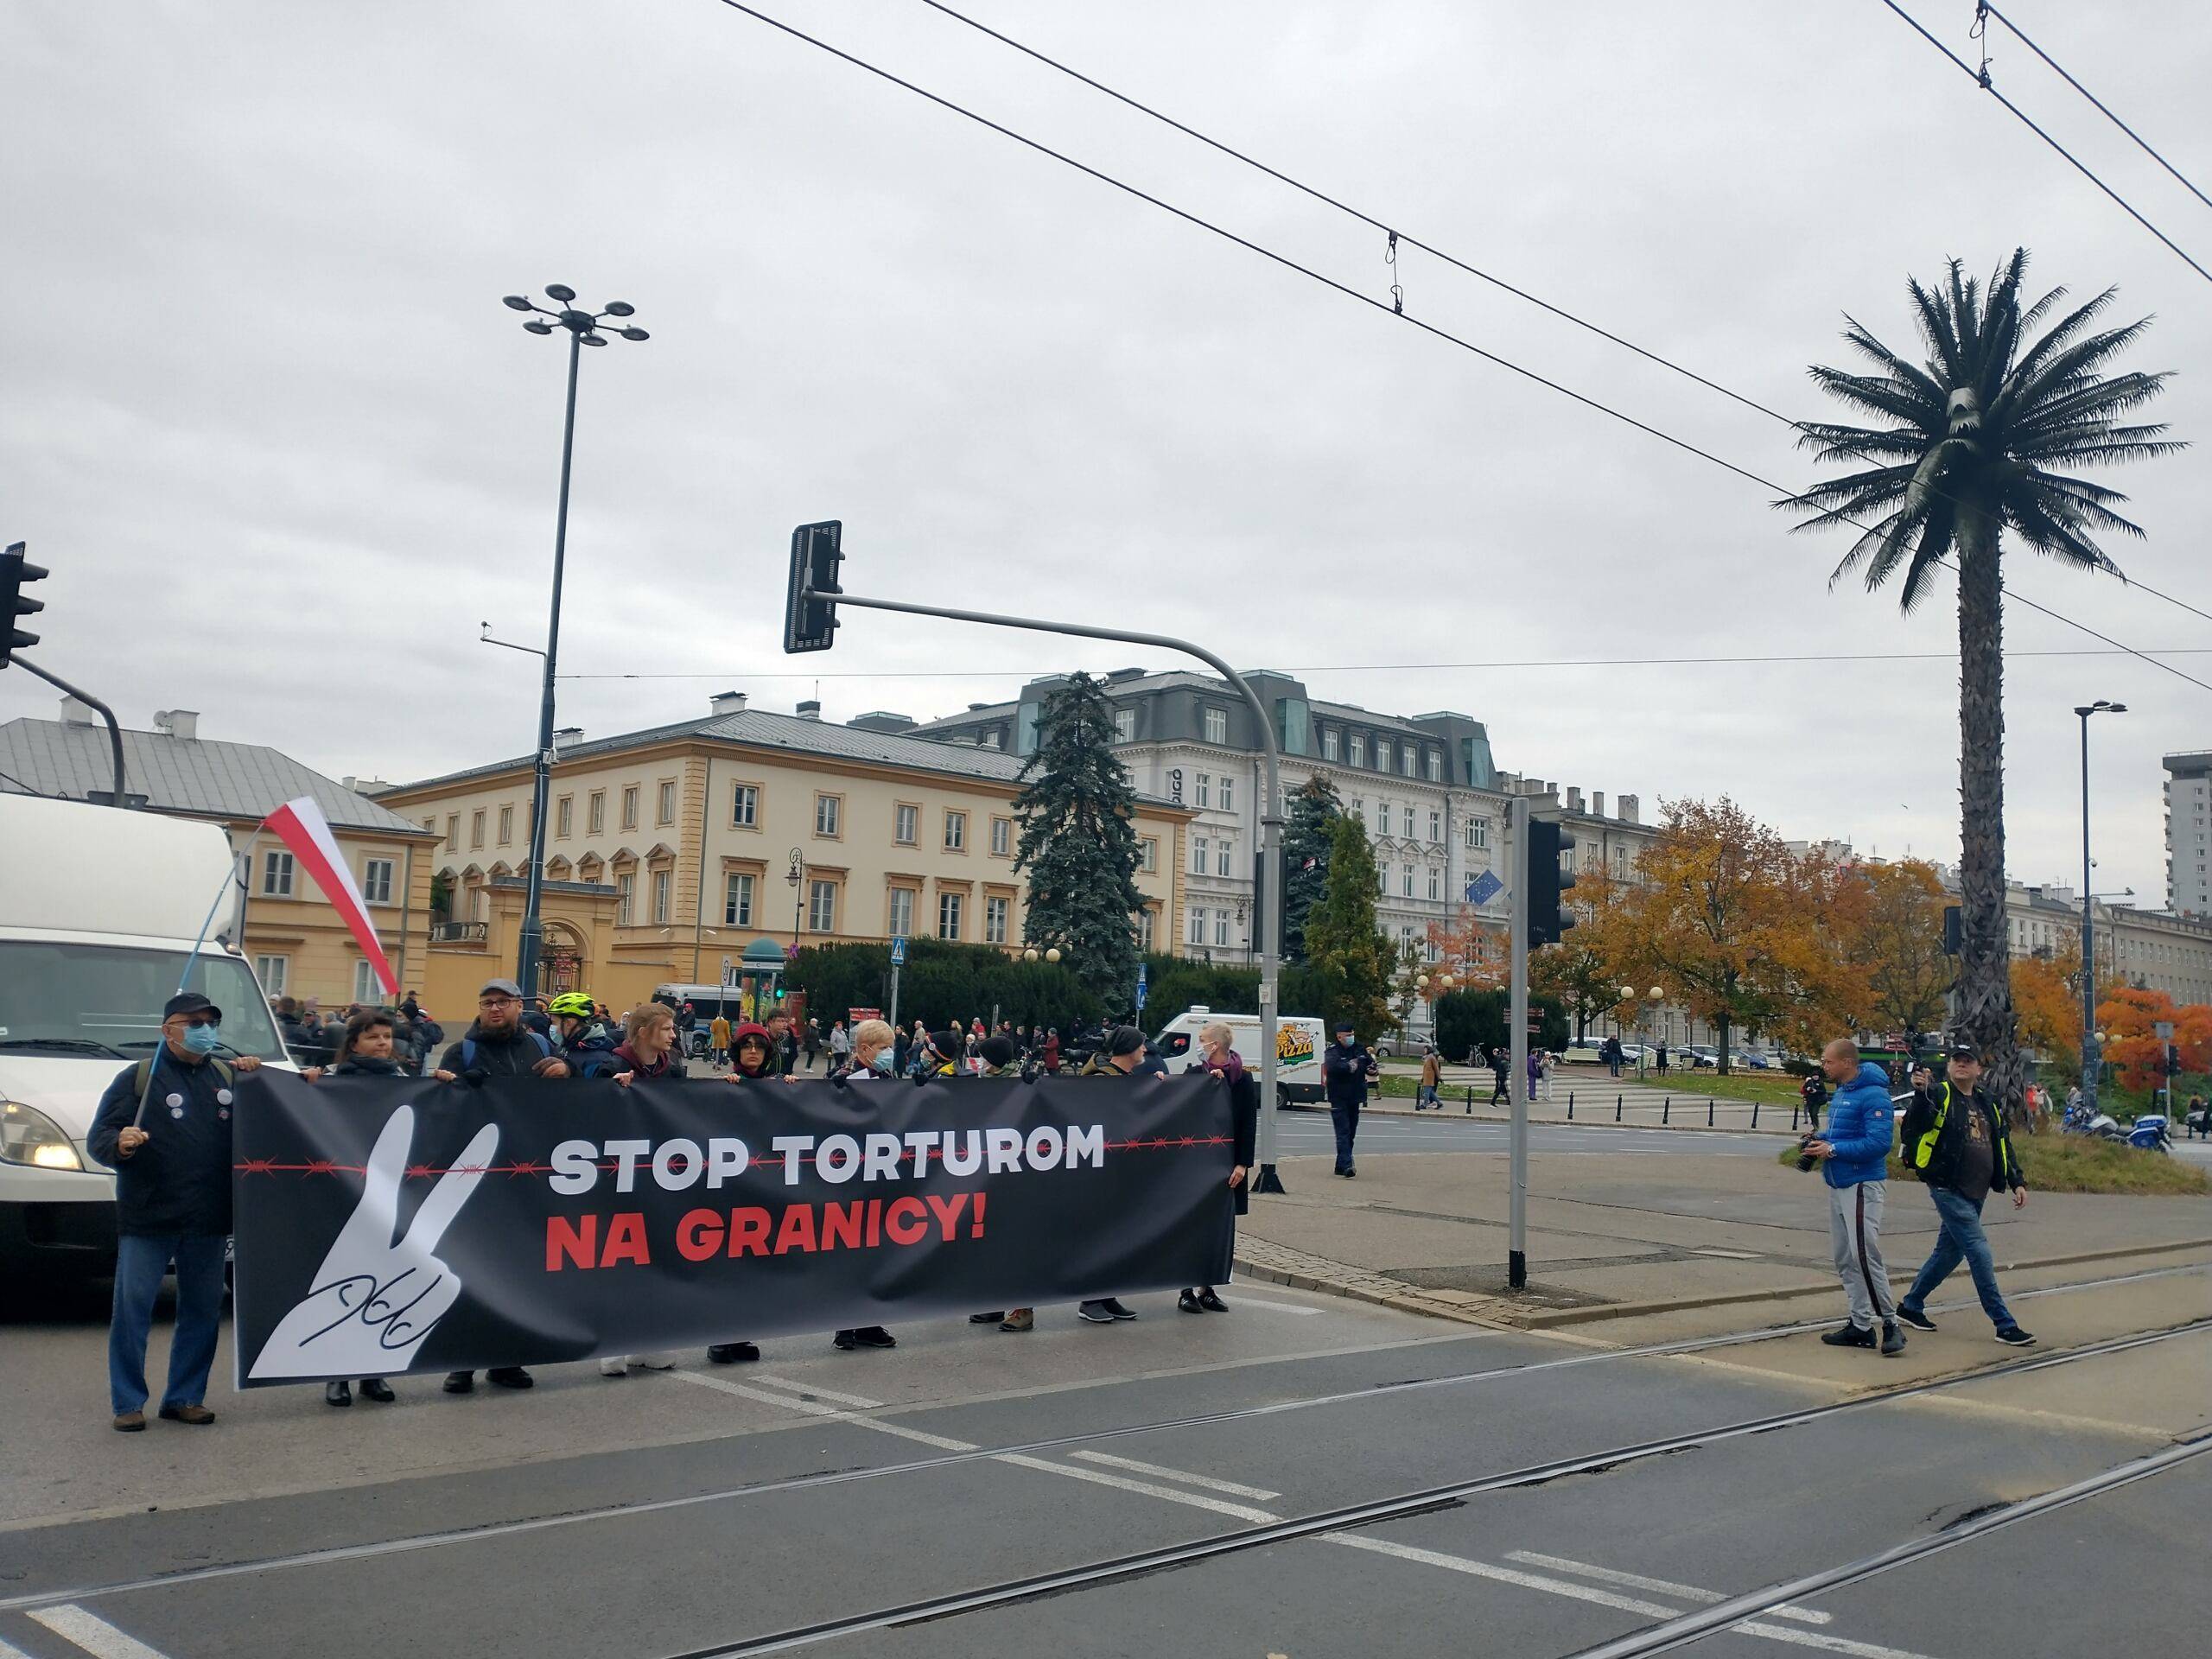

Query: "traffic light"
(773, 983), (787, 1002)
(1, 542), (44, 670)
(1942, 905), (1962, 956)
(1527, 818), (1575, 947)
(784, 520), (842, 653)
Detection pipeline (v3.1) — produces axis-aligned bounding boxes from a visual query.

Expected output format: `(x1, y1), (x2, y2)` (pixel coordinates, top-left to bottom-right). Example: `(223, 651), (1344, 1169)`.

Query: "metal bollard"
(1663, 1096), (1671, 1124)
(1567, 1090), (1575, 1120)
(1707, 1098), (1715, 1127)
(1465, 1085), (1473, 1116)
(1791, 1105), (1800, 1133)
(1616, 1094), (1624, 1122)
(1752, 1102), (1760, 1129)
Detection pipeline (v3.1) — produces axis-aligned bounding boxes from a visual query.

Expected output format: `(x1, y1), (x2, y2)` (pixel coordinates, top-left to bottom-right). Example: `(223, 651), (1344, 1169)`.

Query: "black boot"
(325, 1380), (353, 1408)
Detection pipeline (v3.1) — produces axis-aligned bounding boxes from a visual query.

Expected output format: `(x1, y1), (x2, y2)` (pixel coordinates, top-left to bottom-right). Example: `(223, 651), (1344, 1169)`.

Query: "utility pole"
(1507, 796), (1530, 1290)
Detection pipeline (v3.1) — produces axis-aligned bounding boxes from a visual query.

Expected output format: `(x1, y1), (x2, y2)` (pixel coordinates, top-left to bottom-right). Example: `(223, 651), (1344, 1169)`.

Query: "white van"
(0, 795), (290, 1279)
(1149, 1007), (1328, 1106)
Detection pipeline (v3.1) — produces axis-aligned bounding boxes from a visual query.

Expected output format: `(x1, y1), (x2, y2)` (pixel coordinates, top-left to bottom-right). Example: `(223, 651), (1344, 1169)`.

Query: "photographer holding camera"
(1801, 1037), (1905, 1357)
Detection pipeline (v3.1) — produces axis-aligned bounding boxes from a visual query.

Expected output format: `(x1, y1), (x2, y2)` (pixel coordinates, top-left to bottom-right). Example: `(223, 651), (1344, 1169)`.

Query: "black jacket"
(1897, 1081), (2022, 1195)
(1324, 1040), (1376, 1108)
(437, 1021), (556, 1077)
(1217, 1064), (1260, 1215)
(88, 1054), (236, 1237)
(332, 1055), (403, 1076)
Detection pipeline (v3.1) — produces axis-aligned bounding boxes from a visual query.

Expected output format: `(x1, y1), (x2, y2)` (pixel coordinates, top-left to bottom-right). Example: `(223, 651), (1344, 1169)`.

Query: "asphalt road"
(6, 1265), (2207, 1659)
(1272, 1111), (1784, 1158)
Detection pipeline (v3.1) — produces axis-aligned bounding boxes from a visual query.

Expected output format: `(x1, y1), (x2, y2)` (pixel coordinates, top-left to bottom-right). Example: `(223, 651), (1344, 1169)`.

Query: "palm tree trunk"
(1955, 510), (2021, 1102)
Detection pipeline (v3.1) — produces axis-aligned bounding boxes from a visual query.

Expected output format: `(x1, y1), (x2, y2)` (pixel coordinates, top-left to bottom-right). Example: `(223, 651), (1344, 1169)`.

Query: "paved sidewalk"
(1357, 1068), (1807, 1133)
(1235, 1147), (2212, 1331)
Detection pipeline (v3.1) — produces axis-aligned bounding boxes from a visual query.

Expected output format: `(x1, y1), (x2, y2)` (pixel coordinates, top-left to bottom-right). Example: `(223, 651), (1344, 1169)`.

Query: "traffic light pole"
(1508, 795), (1529, 1290)
(14, 658), (128, 807)
(808, 583), (1289, 1194)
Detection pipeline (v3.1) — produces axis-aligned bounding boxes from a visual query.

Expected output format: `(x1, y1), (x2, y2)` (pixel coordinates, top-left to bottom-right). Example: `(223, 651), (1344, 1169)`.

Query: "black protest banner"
(232, 1070), (1236, 1386)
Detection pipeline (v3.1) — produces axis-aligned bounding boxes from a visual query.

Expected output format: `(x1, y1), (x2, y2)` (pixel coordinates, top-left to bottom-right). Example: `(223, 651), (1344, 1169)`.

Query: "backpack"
(461, 1031), (553, 1071)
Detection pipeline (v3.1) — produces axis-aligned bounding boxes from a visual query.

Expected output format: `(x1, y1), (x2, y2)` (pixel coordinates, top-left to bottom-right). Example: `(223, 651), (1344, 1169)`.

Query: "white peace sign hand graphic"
(247, 1104), (499, 1381)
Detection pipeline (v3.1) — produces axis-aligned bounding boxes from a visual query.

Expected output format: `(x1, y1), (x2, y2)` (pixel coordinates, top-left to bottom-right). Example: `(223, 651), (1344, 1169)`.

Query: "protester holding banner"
(548, 992), (626, 1080)
(766, 1010), (800, 1077)
(438, 978), (563, 1392)
(704, 1020), (782, 1365)
(612, 1003), (688, 1084)
(303, 1009), (408, 1407)
(1180, 1021), (1256, 1315)
(87, 992), (263, 1432)
(830, 1025), (900, 1352)
(1071, 1027), (1166, 1325)
(969, 1033), (1039, 1333)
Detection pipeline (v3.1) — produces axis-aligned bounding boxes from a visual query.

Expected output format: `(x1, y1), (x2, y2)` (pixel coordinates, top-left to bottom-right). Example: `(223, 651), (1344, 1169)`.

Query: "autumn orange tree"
(2011, 938), (2085, 1080)
(1833, 859), (1953, 1045)
(2095, 986), (2212, 1094)
(1425, 905), (1507, 991)
(1610, 798), (1847, 1071)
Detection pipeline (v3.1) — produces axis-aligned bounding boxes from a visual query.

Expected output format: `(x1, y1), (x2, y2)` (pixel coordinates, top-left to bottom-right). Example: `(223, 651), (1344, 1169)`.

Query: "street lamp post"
(1624, 984), (1662, 1081)
(786, 848), (804, 954)
(2075, 701), (2127, 1114)
(503, 287), (648, 998)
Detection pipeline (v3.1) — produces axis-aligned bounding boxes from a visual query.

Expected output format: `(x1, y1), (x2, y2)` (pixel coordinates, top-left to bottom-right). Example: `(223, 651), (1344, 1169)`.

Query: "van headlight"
(0, 1101), (86, 1171)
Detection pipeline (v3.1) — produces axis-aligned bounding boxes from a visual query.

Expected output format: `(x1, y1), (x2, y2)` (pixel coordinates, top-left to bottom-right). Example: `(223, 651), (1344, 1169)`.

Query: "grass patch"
(1777, 1137), (2209, 1196)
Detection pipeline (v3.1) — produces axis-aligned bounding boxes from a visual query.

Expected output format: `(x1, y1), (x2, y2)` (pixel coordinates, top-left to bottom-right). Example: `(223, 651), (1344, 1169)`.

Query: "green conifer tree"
(1013, 672), (1144, 1006)
(1281, 773), (1341, 963)
(1302, 811), (1395, 1039)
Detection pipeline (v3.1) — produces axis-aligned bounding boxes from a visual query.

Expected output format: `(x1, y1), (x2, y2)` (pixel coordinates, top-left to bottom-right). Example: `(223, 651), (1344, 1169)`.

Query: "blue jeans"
(1330, 1101), (1361, 1171)
(110, 1233), (227, 1415)
(1901, 1186), (2016, 1330)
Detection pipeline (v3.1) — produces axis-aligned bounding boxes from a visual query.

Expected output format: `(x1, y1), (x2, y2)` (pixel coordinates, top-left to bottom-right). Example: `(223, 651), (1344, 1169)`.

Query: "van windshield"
(0, 943), (286, 1061)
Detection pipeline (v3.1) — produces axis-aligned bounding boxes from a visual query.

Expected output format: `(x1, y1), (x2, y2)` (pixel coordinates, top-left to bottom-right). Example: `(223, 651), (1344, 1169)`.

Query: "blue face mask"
(181, 1022), (223, 1057)
(868, 1051), (895, 1075)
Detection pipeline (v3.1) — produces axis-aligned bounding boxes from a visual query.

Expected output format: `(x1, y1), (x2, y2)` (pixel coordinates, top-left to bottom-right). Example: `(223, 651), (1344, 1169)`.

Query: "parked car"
(1559, 1043), (1610, 1065)
(1686, 1046), (1722, 1068)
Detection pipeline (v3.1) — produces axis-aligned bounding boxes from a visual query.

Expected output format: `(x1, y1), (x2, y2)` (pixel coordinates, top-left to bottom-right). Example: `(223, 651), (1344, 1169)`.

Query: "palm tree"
(1783, 250), (2178, 1104)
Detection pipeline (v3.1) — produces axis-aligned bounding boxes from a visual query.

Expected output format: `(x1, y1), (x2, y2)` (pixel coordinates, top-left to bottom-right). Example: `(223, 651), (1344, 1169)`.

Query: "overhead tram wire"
(1874, 0), (2212, 288)
(709, 1), (2212, 696)
(559, 644), (2212, 682)
(1980, 1), (2212, 217)
(912, 0), (2212, 635)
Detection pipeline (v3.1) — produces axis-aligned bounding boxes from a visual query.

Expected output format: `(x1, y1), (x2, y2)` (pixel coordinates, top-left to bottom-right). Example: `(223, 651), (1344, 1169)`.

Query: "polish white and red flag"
(264, 795), (397, 997)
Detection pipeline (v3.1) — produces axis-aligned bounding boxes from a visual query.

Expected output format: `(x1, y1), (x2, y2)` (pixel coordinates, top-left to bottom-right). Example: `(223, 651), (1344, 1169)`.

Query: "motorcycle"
(2125, 1113), (2172, 1154)
(2062, 1103), (2124, 1140)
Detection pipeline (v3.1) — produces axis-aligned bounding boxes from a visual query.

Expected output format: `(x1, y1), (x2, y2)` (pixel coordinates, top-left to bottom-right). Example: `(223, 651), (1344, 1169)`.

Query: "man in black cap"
(1321, 1019), (1376, 1177)
(86, 991), (264, 1432)
(1894, 1041), (2035, 1346)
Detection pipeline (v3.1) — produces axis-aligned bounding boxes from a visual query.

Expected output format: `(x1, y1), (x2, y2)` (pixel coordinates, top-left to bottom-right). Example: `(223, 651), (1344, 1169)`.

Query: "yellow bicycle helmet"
(547, 991), (596, 1019)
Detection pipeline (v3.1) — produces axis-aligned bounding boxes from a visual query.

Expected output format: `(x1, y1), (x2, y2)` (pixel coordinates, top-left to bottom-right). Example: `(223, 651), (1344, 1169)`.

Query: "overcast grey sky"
(6, 1), (2209, 900)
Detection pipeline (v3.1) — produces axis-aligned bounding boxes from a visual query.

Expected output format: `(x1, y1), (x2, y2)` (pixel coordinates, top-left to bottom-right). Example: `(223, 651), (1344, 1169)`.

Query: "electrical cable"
(912, 0), (2212, 633)
(1980, 2), (2212, 217)
(709, 1), (2212, 696)
(557, 643), (2212, 682)
(1873, 0), (2212, 287)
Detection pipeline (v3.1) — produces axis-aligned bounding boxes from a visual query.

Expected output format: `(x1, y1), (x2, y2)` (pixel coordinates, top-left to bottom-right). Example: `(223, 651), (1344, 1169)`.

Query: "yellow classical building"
(378, 692), (1193, 1017)
(0, 702), (438, 1007)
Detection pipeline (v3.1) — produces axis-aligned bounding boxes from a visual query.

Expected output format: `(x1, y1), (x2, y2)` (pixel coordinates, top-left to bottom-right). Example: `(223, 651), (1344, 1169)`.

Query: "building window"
(1220, 776), (1235, 813)
(652, 868), (671, 924)
(616, 872), (636, 925)
(815, 794), (842, 838)
(1196, 773), (1211, 809)
(617, 786), (637, 830)
(888, 887), (915, 938)
(1402, 805), (1415, 839)
(1349, 734), (1366, 768)
(1113, 709), (1136, 742)
(1376, 740), (1392, 773)
(1402, 862), (1415, 898)
(944, 810), (967, 851)
(444, 814), (459, 851)
(469, 810), (485, 849)
(1377, 799), (1390, 838)
(1427, 865), (1441, 901)
(423, 817), (436, 836)
(1189, 906), (1208, 945)
(729, 783), (757, 829)
(1402, 746), (1417, 779)
(810, 880), (837, 933)
(361, 858), (394, 906)
(1135, 907), (1155, 951)
(985, 894), (1009, 944)
(1377, 862), (1389, 896)
(658, 780), (677, 825)
(1217, 838), (1233, 877)
(982, 731), (1001, 750)
(1321, 728), (1340, 761)
(1428, 809), (1441, 843)
(1203, 707), (1228, 744)
(255, 954), (288, 994)
(494, 805), (512, 846)
(1427, 750), (1442, 783)
(1469, 817), (1491, 849)
(353, 959), (382, 1004)
(894, 804), (918, 845)
(1139, 836), (1157, 873)
(937, 891), (963, 940)
(990, 816), (1012, 857)
(724, 872), (754, 926)
(1351, 798), (1365, 825)
(588, 791), (605, 835)
(555, 797), (573, 838)
(262, 850), (295, 897)
(1192, 835), (1211, 876)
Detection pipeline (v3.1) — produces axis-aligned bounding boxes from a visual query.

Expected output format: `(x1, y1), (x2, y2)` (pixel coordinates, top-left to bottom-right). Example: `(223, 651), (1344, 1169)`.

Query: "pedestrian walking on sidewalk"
(1894, 1042), (2034, 1346)
(1322, 1020), (1376, 1177)
(1799, 1071), (1829, 1133)
(1802, 1038), (1904, 1357)
(1416, 1046), (1441, 1110)
(1488, 1046), (1510, 1106)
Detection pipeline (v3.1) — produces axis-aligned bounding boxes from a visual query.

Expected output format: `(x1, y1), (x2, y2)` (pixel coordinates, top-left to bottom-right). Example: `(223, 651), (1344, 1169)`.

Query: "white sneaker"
(634, 1354), (677, 1370)
(599, 1357), (629, 1377)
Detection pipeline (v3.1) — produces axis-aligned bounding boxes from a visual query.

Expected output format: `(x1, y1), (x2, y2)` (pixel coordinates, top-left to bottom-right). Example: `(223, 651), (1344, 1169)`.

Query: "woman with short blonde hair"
(1180, 1021), (1258, 1315)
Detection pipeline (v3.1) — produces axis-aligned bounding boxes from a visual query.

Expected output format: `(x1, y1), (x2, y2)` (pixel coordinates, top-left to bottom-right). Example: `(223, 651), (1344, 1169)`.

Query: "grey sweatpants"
(1828, 1179), (1894, 1329)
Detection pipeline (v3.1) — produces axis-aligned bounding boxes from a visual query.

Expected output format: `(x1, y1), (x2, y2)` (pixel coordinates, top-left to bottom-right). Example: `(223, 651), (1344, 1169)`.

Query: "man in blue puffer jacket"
(1803, 1039), (1904, 1357)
